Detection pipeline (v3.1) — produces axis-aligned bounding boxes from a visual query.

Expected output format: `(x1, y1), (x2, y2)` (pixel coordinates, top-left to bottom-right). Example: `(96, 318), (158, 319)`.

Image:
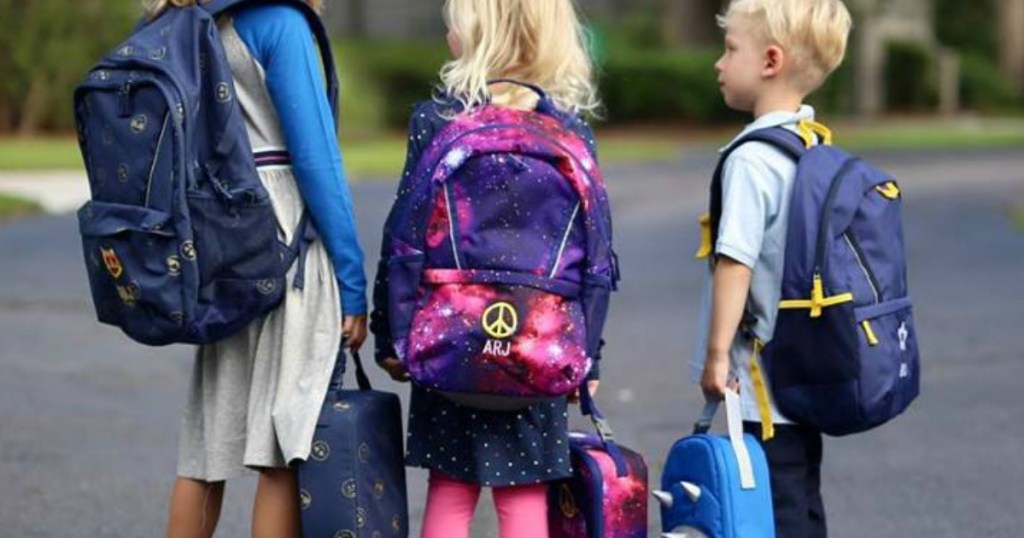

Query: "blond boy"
(694, 1), (853, 536)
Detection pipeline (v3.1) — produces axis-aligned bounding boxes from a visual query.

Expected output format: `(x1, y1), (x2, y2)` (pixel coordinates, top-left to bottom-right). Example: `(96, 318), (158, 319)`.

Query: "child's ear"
(762, 45), (785, 79)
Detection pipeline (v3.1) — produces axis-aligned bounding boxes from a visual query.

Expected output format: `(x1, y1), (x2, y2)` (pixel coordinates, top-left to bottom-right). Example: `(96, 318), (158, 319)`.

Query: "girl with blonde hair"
(144, 1), (367, 537)
(371, 1), (605, 537)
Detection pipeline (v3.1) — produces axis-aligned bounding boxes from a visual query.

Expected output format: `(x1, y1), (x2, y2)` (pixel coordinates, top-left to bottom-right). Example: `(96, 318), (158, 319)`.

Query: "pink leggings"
(420, 471), (549, 538)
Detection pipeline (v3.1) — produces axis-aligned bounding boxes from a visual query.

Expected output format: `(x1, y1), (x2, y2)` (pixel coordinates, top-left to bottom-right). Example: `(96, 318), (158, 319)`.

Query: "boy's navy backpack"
(548, 388), (648, 538)
(73, 0), (336, 345)
(655, 391), (774, 538)
(296, 350), (408, 538)
(709, 123), (920, 436)
(385, 82), (618, 410)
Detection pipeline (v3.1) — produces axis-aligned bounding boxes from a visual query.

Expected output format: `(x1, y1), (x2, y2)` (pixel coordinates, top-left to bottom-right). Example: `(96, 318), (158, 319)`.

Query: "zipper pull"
(810, 274), (825, 318)
(119, 82), (134, 118)
(861, 320), (880, 346)
(898, 322), (909, 352)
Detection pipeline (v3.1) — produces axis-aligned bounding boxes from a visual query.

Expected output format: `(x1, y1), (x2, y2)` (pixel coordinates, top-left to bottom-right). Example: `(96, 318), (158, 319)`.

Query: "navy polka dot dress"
(406, 388), (572, 487)
(374, 97), (600, 487)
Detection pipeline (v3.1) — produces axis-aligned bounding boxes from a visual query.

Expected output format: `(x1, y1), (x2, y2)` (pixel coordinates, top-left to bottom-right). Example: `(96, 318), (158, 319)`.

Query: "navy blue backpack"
(710, 124), (920, 436)
(74, 0), (336, 345)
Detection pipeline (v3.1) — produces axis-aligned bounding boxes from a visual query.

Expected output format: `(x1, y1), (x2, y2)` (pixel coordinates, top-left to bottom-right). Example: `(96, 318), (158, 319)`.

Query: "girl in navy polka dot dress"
(370, 1), (606, 536)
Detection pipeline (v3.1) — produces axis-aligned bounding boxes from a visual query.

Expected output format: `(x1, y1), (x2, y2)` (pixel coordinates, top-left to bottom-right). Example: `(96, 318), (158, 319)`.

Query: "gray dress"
(176, 17), (342, 482)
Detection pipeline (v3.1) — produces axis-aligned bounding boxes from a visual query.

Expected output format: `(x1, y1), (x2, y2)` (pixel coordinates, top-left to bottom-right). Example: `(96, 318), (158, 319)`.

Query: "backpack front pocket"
(78, 201), (187, 344)
(854, 298), (920, 425)
(405, 274), (589, 401)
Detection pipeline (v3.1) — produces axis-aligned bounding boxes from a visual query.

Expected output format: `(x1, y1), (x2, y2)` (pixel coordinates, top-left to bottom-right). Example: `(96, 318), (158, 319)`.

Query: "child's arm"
(702, 256), (752, 401)
(233, 6), (368, 348)
(701, 152), (775, 400)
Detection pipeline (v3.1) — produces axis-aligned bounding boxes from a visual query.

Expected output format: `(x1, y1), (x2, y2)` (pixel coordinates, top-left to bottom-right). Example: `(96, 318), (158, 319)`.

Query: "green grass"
(3, 117), (1023, 177)
(0, 193), (43, 223)
(0, 138), (86, 171)
(838, 119), (1024, 151)
(0, 135), (681, 178)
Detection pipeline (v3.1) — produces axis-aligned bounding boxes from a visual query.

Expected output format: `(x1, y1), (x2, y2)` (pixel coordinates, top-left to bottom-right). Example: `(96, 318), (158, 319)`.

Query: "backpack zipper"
(814, 157), (860, 279)
(550, 202), (581, 278)
(144, 112), (172, 208)
(442, 180), (462, 270)
(843, 232), (880, 303)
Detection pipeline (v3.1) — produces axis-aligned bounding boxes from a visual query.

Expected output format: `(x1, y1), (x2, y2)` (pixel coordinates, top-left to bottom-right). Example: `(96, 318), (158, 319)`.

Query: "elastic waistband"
(254, 150), (291, 168)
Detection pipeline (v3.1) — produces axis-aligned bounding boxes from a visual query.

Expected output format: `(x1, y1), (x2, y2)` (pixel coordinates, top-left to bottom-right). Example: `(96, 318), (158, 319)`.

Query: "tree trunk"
(851, 0), (889, 116)
(1000, 0), (1024, 91)
(16, 77), (49, 137)
(662, 0), (687, 47)
(0, 101), (12, 134)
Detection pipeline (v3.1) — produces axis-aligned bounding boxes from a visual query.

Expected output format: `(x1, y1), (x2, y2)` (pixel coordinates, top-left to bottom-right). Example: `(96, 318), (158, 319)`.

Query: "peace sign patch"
(482, 301), (518, 340)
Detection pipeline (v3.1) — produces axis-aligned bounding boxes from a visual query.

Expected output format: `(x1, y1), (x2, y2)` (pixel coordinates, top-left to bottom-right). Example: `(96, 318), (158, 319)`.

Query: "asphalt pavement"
(1, 147), (1023, 537)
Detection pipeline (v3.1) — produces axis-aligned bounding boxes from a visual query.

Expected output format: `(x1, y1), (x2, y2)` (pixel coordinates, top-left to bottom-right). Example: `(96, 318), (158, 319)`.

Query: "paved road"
(2, 149), (1023, 537)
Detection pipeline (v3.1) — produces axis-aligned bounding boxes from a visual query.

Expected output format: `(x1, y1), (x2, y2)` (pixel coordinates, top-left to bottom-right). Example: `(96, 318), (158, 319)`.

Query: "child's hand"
(379, 357), (411, 383)
(701, 351), (738, 402)
(568, 380), (600, 404)
(342, 315), (368, 352)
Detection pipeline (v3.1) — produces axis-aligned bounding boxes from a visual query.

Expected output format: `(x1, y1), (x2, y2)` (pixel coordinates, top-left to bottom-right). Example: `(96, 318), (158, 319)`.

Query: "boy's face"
(714, 16), (768, 113)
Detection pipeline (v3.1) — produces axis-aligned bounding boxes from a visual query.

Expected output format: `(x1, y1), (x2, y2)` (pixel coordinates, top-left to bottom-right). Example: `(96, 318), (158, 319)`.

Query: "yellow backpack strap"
(749, 339), (775, 441)
(796, 120), (834, 148)
(696, 213), (713, 260)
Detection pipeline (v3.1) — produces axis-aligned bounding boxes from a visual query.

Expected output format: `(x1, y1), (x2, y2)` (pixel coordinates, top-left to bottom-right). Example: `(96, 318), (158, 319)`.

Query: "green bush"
(335, 40), (744, 128)
(600, 48), (738, 124)
(342, 41), (449, 128)
(959, 53), (1023, 113)
(0, 0), (138, 134)
(809, 60), (855, 115)
(936, 0), (999, 58)
(885, 41), (938, 111)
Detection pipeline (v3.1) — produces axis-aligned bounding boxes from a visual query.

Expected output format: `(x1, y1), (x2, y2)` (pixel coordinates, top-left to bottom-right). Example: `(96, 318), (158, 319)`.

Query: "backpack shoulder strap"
(709, 127), (806, 253)
(201, 0), (339, 118)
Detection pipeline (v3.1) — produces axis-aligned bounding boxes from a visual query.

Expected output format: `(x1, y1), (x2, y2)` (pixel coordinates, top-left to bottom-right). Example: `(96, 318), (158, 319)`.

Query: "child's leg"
(744, 421), (827, 538)
(493, 483), (550, 538)
(252, 467), (301, 538)
(421, 471), (482, 538)
(166, 477), (225, 538)
(805, 430), (827, 538)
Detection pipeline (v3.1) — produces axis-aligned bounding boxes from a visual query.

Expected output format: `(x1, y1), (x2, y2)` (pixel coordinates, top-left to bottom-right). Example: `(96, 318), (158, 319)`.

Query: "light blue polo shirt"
(691, 105), (817, 424)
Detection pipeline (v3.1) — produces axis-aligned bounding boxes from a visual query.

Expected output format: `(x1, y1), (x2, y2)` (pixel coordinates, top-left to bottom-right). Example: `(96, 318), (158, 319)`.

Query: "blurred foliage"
(600, 48), (739, 125)
(0, 0), (1021, 137)
(885, 41), (939, 112)
(809, 60), (856, 115)
(959, 53), (1024, 113)
(936, 0), (999, 58)
(0, 0), (138, 135)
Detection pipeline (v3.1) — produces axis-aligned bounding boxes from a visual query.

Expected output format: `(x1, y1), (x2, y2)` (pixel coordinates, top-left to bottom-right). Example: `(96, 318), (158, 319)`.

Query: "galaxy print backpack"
(385, 81), (618, 410)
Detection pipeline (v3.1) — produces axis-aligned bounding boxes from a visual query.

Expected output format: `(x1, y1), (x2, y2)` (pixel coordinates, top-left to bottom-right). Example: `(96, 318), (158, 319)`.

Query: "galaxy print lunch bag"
(548, 387), (649, 538)
(385, 81), (618, 410)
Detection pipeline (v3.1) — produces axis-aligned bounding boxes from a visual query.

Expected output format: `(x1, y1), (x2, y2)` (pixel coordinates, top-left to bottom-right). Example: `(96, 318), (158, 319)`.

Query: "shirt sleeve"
(715, 151), (778, 269)
(233, 6), (367, 314)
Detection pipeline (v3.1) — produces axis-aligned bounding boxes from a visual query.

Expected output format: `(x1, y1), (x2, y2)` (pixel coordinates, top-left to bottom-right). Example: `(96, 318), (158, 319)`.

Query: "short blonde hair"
(143, 0), (324, 19)
(719, 0), (852, 91)
(439, 0), (600, 115)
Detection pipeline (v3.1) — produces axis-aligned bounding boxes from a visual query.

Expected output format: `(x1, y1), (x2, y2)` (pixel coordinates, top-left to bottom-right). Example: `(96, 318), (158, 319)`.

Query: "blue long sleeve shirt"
(233, 5), (367, 314)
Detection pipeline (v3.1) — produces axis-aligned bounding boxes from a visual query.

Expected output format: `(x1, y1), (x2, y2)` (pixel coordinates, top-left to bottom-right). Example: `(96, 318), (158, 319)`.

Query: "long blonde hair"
(143, 0), (324, 19)
(439, 0), (600, 115)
